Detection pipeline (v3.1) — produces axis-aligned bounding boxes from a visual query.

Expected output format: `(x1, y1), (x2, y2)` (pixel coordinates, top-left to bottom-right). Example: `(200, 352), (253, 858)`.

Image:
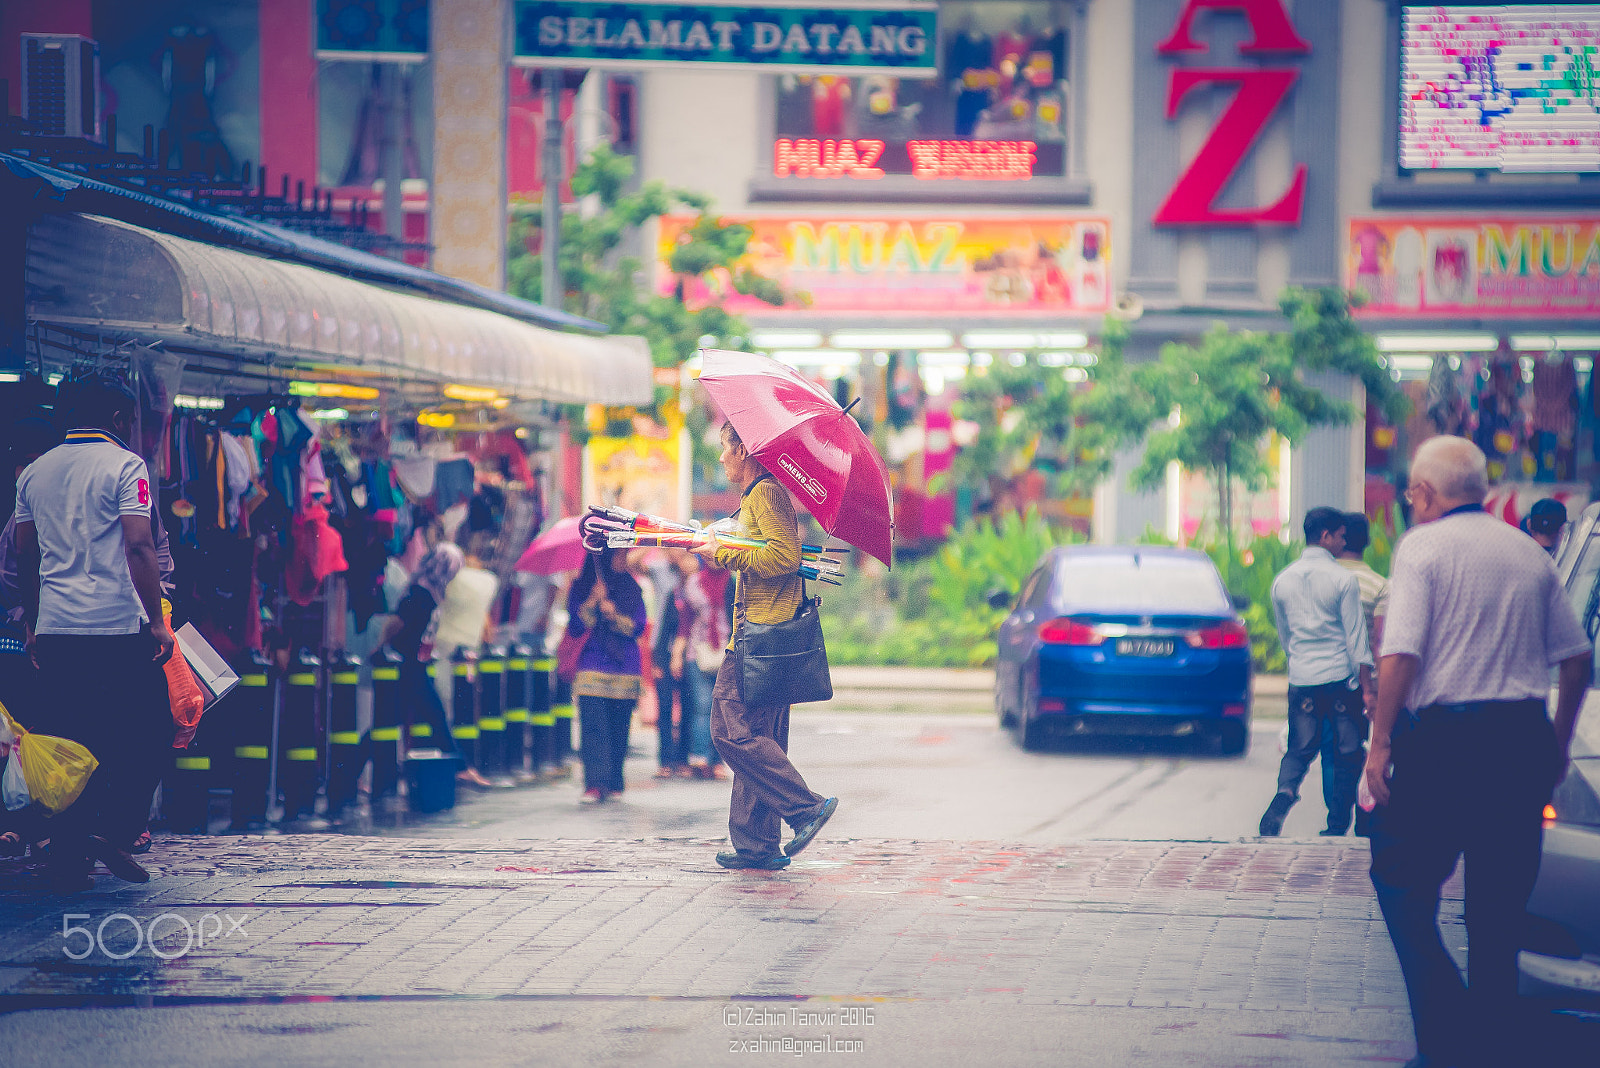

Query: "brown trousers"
(710, 649), (824, 856)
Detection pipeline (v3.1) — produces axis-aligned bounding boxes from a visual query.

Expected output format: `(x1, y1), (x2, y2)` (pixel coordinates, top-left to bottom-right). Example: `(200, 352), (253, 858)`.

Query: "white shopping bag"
(174, 623), (241, 707)
(2, 750), (30, 811)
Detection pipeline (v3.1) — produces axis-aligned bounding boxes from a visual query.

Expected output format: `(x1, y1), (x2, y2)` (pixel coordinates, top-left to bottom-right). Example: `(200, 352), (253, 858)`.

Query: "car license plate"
(1116, 638), (1174, 658)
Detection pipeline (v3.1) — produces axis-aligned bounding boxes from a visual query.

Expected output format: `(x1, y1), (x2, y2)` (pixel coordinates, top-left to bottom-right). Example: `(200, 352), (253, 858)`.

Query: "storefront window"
(762, 1), (1082, 197)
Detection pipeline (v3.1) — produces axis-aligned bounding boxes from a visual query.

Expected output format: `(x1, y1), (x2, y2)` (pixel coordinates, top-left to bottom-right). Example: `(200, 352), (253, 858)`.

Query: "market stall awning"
(24, 212), (652, 406)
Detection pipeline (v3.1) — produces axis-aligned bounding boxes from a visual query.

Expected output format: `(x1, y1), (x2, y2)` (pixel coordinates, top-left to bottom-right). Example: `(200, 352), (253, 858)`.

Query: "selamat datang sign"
(514, 1), (939, 76)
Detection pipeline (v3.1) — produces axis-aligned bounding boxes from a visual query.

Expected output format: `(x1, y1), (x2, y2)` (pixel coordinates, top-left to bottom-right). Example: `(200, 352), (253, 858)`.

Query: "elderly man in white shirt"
(1367, 436), (1591, 1068)
(1259, 506), (1374, 837)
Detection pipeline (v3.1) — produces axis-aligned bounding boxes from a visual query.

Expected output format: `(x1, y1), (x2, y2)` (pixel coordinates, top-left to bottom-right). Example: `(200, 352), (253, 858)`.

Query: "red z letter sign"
(1153, 70), (1307, 227)
(1153, 0), (1309, 227)
(1157, 0), (1311, 55)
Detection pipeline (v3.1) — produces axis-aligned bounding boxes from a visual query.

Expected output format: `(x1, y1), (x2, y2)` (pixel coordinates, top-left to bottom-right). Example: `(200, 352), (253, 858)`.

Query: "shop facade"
(626, 0), (1600, 542)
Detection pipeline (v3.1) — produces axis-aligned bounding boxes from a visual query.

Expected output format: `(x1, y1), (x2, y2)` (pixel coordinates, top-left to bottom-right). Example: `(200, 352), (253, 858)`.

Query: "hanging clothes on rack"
(1531, 352), (1579, 482)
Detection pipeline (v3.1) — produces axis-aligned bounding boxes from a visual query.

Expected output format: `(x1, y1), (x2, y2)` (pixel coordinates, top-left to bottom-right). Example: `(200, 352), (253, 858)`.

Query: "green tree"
(506, 144), (788, 376)
(1075, 287), (1405, 572)
(942, 353), (1108, 504)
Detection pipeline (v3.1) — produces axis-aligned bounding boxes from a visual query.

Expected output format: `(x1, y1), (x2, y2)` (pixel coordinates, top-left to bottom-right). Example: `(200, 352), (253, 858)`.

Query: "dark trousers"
(578, 694), (634, 793)
(1369, 701), (1559, 1066)
(710, 650), (824, 856)
(1276, 677), (1365, 825)
(655, 672), (686, 768)
(34, 631), (172, 864)
(399, 660), (460, 759)
(1320, 713), (1370, 834)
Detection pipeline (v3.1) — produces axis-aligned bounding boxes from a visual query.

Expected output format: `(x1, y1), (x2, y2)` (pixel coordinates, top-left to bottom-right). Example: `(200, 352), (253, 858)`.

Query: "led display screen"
(1400, 5), (1600, 171)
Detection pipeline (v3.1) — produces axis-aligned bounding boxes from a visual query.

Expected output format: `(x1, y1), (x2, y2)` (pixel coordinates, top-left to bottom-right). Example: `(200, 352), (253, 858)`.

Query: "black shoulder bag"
(732, 476), (833, 708)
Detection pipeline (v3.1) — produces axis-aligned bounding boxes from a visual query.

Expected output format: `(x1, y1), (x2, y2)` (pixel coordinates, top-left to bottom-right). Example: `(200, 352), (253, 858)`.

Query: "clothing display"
(1531, 354), (1578, 438)
(1424, 356), (1468, 436)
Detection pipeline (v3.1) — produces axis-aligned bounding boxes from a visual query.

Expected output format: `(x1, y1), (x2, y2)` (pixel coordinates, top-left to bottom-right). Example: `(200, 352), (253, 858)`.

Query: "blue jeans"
(1276, 677), (1365, 829)
(655, 673), (686, 768)
(682, 663), (719, 765)
(1319, 713), (1368, 834)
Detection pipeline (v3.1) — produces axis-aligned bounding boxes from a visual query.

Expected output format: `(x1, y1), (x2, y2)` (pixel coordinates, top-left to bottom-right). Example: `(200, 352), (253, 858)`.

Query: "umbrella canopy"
(698, 348), (893, 567)
(515, 516), (586, 574)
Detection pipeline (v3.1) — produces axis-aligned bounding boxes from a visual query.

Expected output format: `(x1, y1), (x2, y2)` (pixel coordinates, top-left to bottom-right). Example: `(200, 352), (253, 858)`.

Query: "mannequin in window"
(1472, 345), (1524, 482)
(994, 16), (1034, 95)
(946, 13), (994, 138)
(811, 76), (852, 139)
(1530, 348), (1578, 482)
(162, 24), (233, 176)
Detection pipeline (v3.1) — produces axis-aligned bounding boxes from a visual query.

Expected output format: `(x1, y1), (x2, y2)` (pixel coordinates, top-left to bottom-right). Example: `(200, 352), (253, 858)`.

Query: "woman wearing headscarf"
(565, 549), (646, 803)
(382, 542), (491, 787)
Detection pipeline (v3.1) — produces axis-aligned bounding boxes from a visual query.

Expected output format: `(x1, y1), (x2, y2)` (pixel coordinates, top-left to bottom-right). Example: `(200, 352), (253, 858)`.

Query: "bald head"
(1409, 436), (1488, 522)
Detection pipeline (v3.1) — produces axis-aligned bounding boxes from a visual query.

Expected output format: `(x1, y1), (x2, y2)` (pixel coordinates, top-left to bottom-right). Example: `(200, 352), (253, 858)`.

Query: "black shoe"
(1319, 828), (1348, 837)
(88, 835), (150, 883)
(1258, 793), (1295, 837)
(715, 850), (790, 870)
(785, 797), (838, 857)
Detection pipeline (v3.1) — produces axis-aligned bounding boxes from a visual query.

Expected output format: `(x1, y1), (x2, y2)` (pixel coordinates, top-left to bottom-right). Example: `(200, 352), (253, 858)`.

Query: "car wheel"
(1213, 720), (1249, 757)
(1020, 714), (1047, 751)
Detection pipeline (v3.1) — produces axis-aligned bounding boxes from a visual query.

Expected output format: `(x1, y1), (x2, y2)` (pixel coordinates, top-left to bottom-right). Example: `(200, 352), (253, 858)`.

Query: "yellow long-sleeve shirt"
(714, 475), (803, 648)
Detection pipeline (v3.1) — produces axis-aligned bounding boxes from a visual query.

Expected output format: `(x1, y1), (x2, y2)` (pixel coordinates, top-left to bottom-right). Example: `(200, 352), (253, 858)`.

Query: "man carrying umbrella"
(692, 421), (837, 870)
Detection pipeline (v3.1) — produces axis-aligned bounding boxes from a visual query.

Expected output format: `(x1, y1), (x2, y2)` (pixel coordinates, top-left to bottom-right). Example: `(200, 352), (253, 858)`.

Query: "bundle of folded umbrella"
(579, 505), (846, 585)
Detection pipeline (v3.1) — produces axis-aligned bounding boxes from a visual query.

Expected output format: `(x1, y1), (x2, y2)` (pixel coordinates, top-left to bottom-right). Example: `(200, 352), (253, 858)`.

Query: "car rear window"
(1051, 553), (1231, 615)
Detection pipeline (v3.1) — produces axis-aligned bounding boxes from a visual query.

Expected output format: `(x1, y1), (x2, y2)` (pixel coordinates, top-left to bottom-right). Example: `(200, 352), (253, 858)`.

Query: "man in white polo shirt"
(1366, 435), (1591, 1068)
(15, 372), (175, 890)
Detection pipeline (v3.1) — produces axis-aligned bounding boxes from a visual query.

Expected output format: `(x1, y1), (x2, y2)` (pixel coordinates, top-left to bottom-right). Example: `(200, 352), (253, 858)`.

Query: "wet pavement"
(354, 708), (1336, 843)
(2, 703), (1595, 1065)
(3, 835), (1421, 1066)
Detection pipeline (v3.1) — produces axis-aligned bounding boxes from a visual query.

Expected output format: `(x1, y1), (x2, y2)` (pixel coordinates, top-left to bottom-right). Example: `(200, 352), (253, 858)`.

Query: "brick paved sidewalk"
(0, 836), (1420, 1019)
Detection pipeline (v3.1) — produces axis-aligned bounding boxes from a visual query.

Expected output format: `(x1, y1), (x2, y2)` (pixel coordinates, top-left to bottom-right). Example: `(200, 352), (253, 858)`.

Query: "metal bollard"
(325, 653), (363, 817)
(369, 646), (404, 800)
(278, 647), (322, 821)
(476, 645), (508, 781)
(504, 645), (532, 782)
(528, 655), (555, 777)
(166, 731), (214, 835)
(450, 647), (480, 770)
(551, 669), (574, 771)
(228, 652), (274, 831)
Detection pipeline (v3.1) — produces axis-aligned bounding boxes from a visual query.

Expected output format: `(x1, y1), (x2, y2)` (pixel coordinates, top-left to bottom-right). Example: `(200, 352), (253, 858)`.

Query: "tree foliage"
(506, 144), (787, 373)
(1075, 287), (1405, 550)
(943, 354), (1108, 502)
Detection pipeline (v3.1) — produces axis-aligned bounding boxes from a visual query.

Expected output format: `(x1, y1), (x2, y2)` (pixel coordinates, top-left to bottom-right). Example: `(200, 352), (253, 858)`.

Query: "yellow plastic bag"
(0, 702), (99, 814)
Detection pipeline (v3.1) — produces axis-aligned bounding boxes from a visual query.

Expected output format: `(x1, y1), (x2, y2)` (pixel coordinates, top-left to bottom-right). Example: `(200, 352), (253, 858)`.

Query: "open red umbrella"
(515, 516), (586, 574)
(698, 348), (893, 567)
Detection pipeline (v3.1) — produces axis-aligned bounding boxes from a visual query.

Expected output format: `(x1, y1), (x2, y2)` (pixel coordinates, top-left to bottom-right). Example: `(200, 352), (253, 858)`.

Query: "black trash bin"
(405, 751), (462, 814)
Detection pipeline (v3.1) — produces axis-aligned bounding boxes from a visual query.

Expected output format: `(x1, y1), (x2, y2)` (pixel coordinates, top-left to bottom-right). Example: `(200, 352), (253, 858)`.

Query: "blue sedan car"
(994, 545), (1253, 754)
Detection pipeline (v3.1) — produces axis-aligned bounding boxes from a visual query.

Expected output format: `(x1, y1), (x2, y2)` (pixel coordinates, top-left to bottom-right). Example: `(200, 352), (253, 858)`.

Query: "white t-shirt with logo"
(14, 434), (152, 635)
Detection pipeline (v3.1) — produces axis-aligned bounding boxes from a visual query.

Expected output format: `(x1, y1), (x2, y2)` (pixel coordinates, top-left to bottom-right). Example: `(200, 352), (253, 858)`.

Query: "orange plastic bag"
(0, 702), (98, 814)
(161, 601), (205, 738)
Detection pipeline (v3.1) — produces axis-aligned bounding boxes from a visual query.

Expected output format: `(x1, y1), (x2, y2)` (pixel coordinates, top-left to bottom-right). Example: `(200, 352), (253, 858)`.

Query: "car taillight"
(1039, 618), (1103, 645)
(1187, 620), (1250, 649)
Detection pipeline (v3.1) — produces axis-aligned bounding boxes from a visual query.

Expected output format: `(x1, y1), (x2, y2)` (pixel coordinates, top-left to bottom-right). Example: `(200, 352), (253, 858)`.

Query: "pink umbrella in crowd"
(515, 516), (586, 574)
(698, 348), (894, 567)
